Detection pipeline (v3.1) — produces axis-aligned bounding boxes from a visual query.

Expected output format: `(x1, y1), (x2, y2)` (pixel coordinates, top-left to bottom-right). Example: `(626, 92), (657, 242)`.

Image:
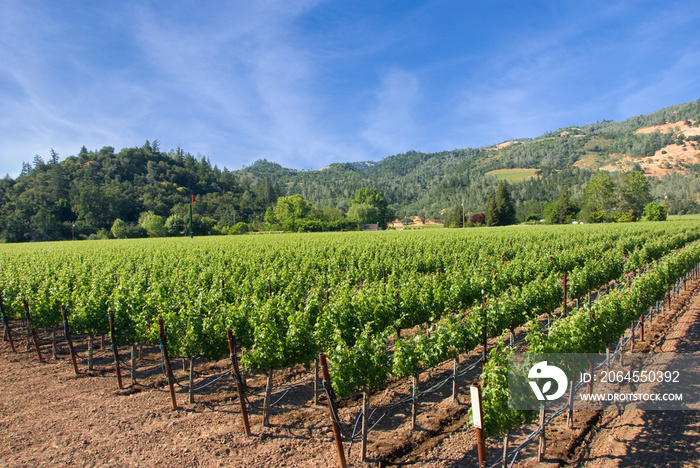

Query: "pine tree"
(555, 187), (570, 224)
(494, 183), (516, 225)
(485, 197), (499, 226)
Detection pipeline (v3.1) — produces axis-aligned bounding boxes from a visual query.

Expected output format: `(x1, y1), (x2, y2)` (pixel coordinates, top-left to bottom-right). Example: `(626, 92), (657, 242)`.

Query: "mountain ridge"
(2, 99), (700, 242)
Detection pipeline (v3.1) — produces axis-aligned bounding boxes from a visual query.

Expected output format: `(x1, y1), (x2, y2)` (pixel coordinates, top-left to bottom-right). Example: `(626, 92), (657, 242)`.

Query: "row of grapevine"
(1, 222), (699, 400)
(479, 238), (700, 437)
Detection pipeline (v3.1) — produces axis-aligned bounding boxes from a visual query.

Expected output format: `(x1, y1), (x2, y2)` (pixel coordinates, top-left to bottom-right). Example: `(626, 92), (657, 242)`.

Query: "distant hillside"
(2, 100), (700, 242)
(235, 99), (700, 218)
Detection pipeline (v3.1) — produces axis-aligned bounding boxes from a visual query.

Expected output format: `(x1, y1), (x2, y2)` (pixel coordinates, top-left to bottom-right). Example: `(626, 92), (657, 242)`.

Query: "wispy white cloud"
(361, 68), (421, 153)
(451, 1), (700, 148)
(126, 1), (351, 169)
(0, 0), (157, 172)
(619, 50), (700, 118)
(1, 0), (700, 178)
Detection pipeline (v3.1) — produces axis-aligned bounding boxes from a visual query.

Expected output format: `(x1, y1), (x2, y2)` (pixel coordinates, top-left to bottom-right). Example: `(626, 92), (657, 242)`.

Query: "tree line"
(0, 143), (398, 242)
(443, 170), (668, 228)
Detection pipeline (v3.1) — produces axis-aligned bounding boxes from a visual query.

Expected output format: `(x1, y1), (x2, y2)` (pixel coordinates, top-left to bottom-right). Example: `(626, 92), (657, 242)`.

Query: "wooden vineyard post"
(361, 388), (369, 462)
(470, 381), (487, 466)
(61, 306), (79, 375)
(319, 353), (347, 468)
(88, 336), (94, 371)
(619, 338), (625, 367)
(157, 317), (178, 410)
(263, 368), (274, 427)
(25, 307), (31, 352)
(411, 373), (419, 431)
(452, 357), (458, 403)
(108, 310), (123, 390)
(0, 296), (16, 353)
(562, 270), (568, 317)
(567, 381), (575, 428)
(314, 359), (320, 405)
(226, 330), (251, 436)
(481, 291), (488, 373)
(130, 345), (136, 385)
(317, 287), (325, 405)
(639, 315), (645, 342)
(51, 327), (57, 360)
(188, 358), (195, 404)
(629, 322), (635, 352)
(538, 406), (546, 462)
(22, 300), (43, 362)
(502, 430), (510, 468)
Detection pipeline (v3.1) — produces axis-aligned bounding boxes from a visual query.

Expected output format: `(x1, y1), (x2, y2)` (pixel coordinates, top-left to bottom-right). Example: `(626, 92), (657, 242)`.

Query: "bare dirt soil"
(1, 280), (699, 468)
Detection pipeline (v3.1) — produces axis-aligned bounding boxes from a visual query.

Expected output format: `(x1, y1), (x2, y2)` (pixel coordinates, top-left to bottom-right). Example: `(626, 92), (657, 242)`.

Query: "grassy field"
(668, 213), (700, 221)
(485, 168), (539, 182)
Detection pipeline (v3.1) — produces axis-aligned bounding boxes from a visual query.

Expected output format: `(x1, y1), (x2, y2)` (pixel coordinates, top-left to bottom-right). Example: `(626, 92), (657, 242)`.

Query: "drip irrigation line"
(270, 374), (315, 394)
(346, 409), (365, 457)
(194, 370), (233, 392)
(117, 354), (132, 368)
(320, 380), (362, 441)
(269, 388), (291, 408)
(244, 395), (263, 412)
(367, 411), (387, 432)
(173, 377), (187, 390)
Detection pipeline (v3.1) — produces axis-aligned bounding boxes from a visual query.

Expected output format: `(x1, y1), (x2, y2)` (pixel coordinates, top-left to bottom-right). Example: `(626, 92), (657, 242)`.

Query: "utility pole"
(462, 200), (465, 228)
(664, 193), (668, 217)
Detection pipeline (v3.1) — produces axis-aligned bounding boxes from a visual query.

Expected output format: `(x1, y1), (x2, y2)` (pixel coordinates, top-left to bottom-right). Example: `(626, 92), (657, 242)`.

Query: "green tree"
(443, 204), (463, 228)
(264, 206), (278, 226)
(495, 183), (516, 226)
(141, 213), (167, 237)
(347, 203), (379, 225)
(485, 197), (499, 226)
(554, 187), (570, 224)
(165, 214), (185, 236)
(619, 171), (652, 215)
(582, 171), (617, 221)
(229, 221), (250, 234)
(486, 183), (516, 226)
(111, 218), (128, 239)
(643, 202), (667, 221)
(274, 194), (313, 231)
(348, 188), (394, 228)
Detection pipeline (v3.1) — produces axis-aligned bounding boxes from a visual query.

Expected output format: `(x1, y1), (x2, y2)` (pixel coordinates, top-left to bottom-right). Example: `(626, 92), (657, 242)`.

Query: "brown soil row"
(1, 277), (698, 467)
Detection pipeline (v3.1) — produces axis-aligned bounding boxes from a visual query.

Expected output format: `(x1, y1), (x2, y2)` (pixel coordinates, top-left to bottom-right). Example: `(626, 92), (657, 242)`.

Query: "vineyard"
(2, 220), (700, 466)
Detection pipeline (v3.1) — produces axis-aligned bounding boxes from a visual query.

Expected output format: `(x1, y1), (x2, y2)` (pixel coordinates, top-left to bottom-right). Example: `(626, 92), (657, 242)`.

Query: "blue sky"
(2, 1), (700, 177)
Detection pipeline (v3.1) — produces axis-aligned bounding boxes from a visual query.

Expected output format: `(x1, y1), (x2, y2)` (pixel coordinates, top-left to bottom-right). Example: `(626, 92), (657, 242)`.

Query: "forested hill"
(240, 99), (700, 219)
(0, 144), (281, 242)
(2, 100), (700, 242)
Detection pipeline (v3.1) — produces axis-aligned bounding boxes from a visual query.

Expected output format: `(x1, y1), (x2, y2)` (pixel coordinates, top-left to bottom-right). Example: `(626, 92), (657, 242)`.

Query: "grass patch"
(485, 168), (539, 183)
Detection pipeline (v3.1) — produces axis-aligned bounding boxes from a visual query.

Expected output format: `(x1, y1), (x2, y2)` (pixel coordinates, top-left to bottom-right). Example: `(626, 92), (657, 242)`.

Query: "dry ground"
(2, 279), (699, 467)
